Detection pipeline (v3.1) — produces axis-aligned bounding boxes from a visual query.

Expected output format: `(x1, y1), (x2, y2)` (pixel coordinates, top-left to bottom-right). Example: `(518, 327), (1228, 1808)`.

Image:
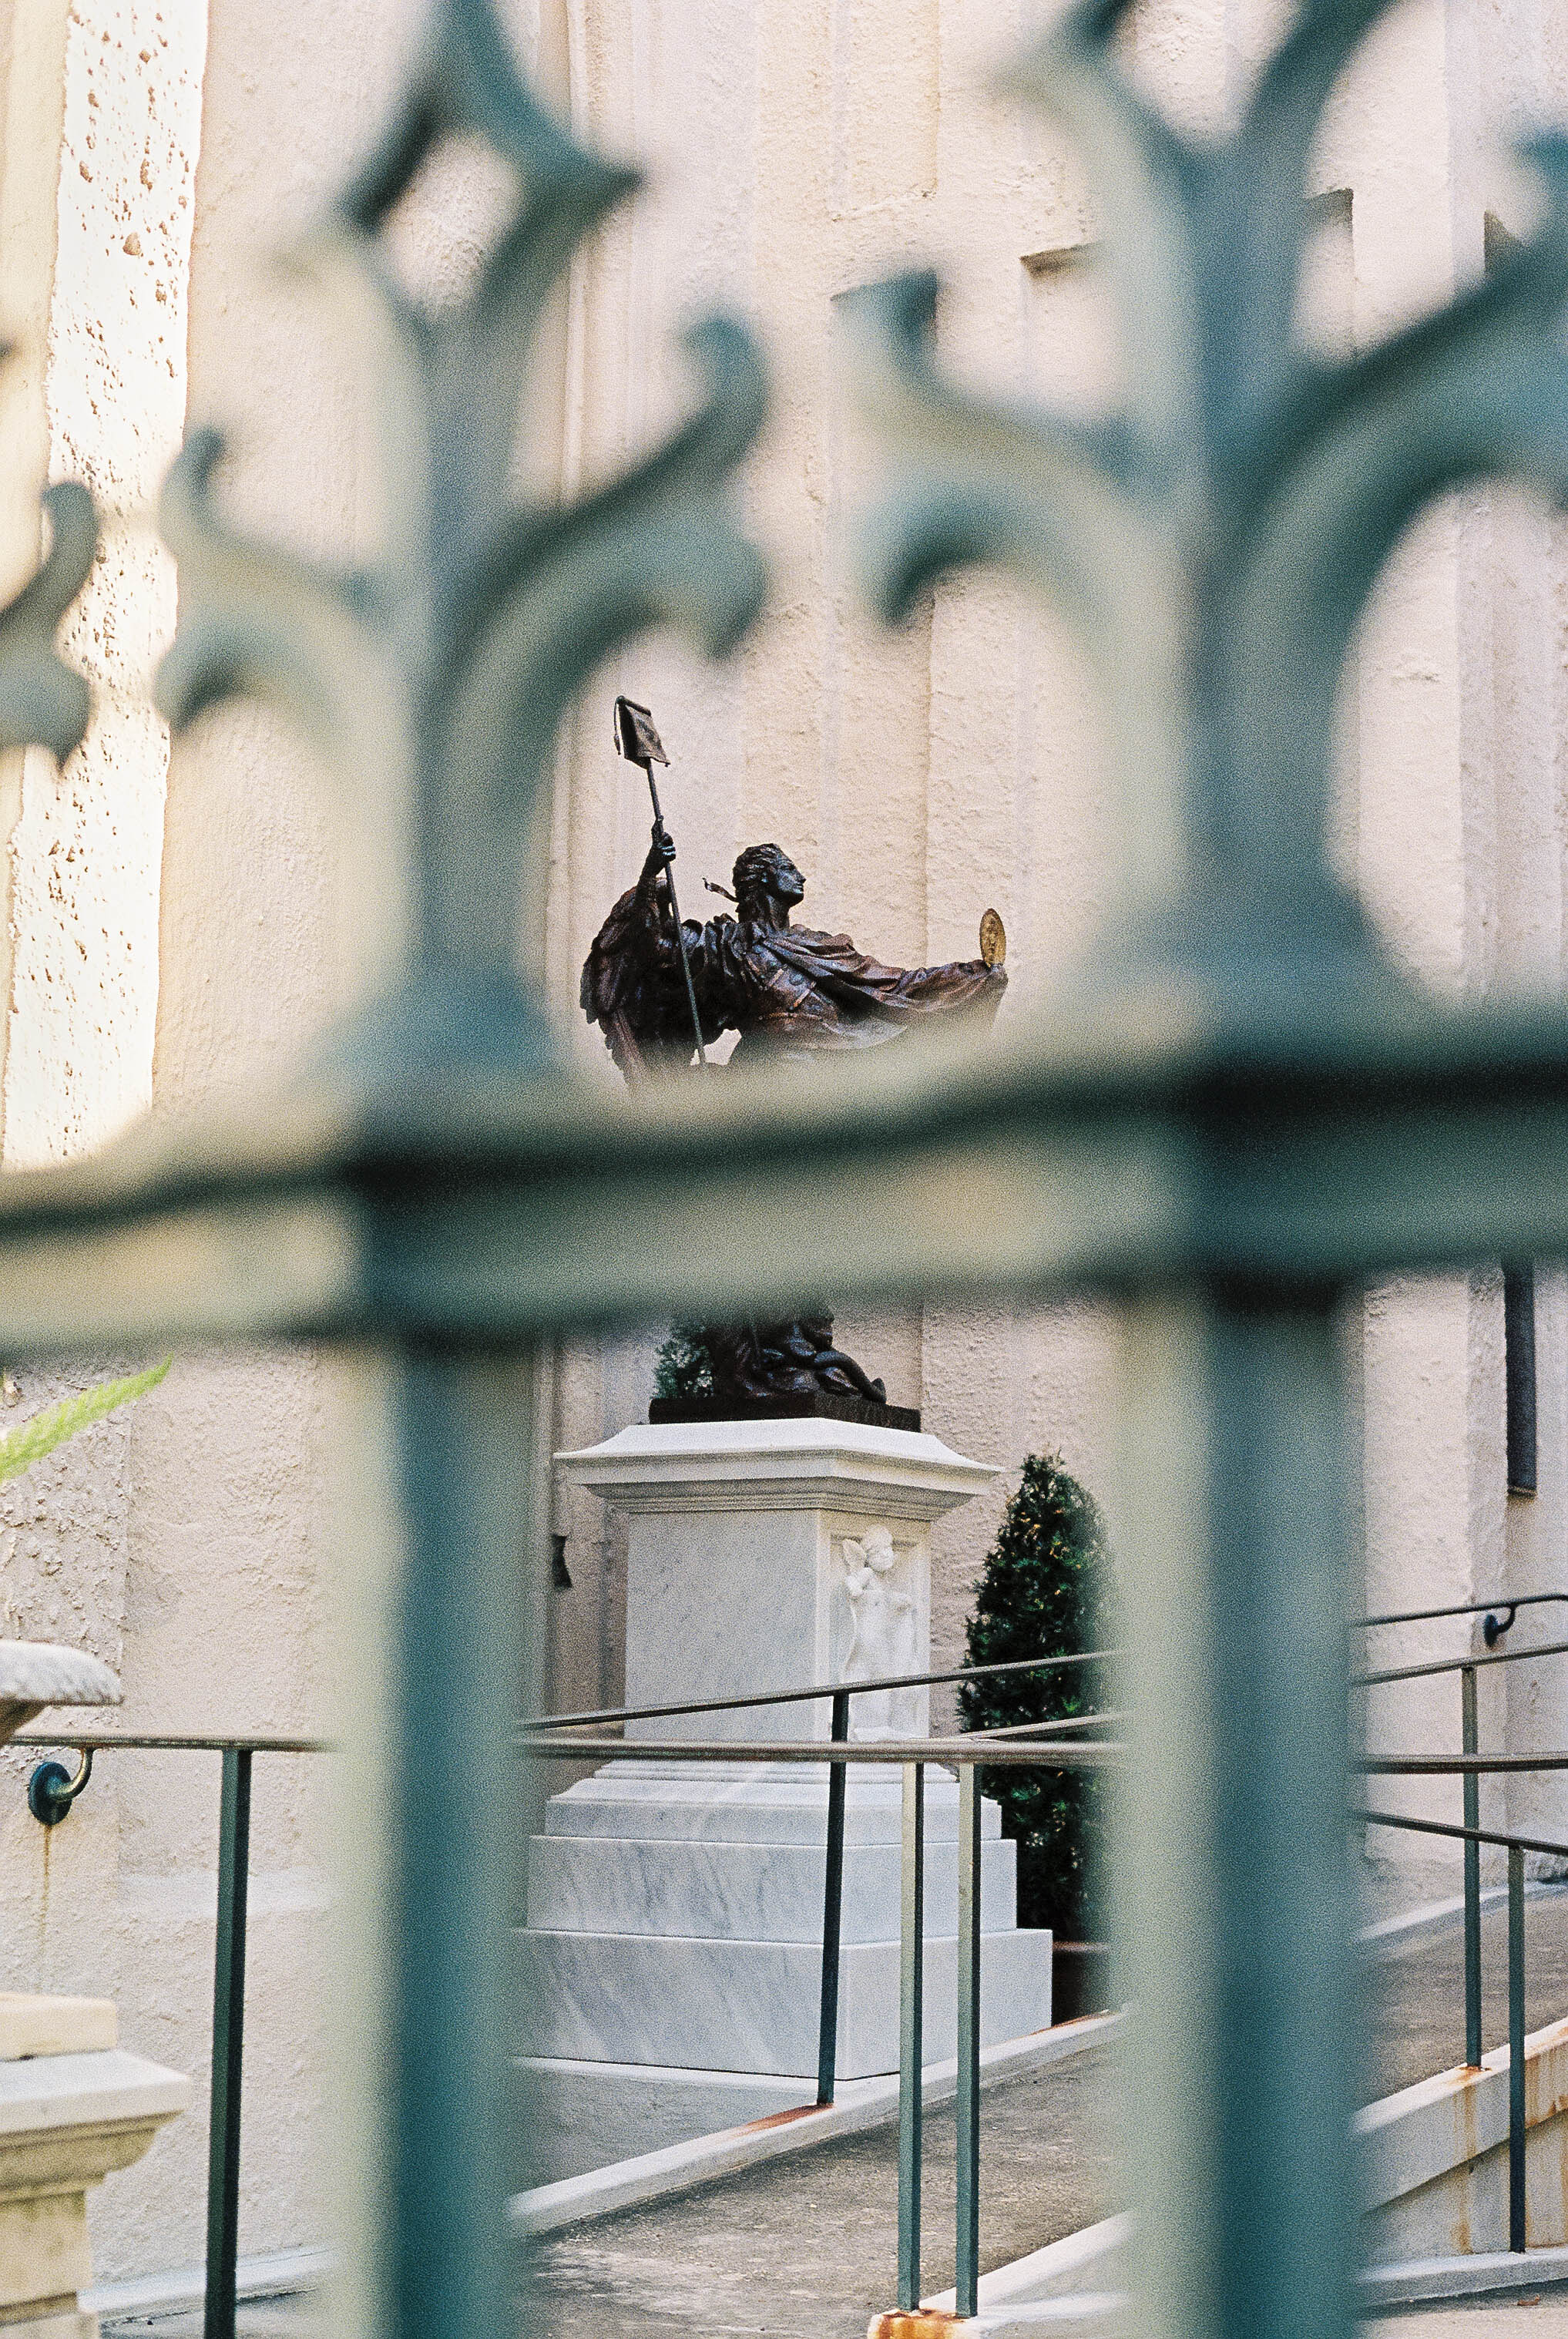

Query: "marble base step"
(526, 1829), (1020, 1943)
(540, 1759), (1002, 1847)
(511, 2056), (814, 2189)
(514, 1924), (1053, 2078)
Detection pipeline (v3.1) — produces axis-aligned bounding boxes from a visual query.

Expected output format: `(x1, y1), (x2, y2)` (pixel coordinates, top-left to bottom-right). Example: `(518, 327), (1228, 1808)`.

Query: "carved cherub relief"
(838, 1525), (922, 1739)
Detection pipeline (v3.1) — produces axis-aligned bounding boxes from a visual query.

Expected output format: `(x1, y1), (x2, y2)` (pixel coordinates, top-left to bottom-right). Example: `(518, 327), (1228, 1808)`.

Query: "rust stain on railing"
(868, 2313), (969, 2339)
(739, 2103), (825, 2134)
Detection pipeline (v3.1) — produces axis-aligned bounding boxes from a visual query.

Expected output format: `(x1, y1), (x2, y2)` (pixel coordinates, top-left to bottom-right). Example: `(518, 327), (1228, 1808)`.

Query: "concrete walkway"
(522, 1894), (1568, 2339)
(99, 1892), (1568, 2339)
(528, 2038), (1117, 2339)
(1373, 2310), (1568, 2335)
(1364, 1890), (1568, 2099)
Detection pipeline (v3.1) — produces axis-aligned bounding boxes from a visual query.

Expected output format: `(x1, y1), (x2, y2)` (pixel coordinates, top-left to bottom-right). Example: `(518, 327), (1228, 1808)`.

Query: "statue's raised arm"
(579, 835), (732, 1079)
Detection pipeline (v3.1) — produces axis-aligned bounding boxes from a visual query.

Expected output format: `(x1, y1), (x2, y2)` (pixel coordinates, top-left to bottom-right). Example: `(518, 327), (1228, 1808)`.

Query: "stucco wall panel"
(4, 0), (205, 1173)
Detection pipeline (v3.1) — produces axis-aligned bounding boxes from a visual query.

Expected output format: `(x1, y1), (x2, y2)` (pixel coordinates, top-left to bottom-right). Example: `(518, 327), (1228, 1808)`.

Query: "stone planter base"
(0, 1998), (189, 2335)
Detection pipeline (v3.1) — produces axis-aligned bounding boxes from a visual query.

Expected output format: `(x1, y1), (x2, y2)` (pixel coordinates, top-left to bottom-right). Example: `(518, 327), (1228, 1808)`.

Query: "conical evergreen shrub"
(959, 1452), (1110, 1936)
(653, 1323), (713, 1400)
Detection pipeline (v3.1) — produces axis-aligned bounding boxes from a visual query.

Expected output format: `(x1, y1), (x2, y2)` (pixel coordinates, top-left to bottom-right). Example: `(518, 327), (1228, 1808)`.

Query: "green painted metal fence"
(1, 0), (1566, 2332)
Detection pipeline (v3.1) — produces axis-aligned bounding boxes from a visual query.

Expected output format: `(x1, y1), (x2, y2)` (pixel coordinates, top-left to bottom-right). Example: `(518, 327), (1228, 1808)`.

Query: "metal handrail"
(1357, 1588), (1568, 1646)
(31, 1673), (1559, 2324)
(973, 1708), (1125, 1740)
(9, 1729), (332, 1752)
(521, 1644), (1118, 1733)
(517, 1712), (1124, 2317)
(15, 1731), (324, 2339)
(1354, 1806), (1568, 1860)
(15, 1658), (1113, 2338)
(1355, 1628), (1568, 2068)
(520, 1732), (1123, 1764)
(1355, 1637), (1568, 1688)
(1355, 1798), (1568, 2253)
(1358, 1750), (1568, 1773)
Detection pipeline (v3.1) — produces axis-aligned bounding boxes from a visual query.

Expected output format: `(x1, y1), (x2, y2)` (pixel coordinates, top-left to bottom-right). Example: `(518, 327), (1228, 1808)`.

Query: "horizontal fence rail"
(14, 1732), (327, 2339)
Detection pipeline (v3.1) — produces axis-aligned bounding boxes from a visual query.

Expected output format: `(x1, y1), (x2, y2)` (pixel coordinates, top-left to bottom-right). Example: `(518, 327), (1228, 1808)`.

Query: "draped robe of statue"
(581, 838), (1006, 1404)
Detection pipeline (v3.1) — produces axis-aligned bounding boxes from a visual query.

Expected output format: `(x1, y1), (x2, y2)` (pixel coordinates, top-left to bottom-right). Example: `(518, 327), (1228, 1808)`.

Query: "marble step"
(513, 1924), (1053, 2078)
(510, 2057), (812, 2189)
(525, 1830), (1020, 1942)
(540, 1759), (1004, 1846)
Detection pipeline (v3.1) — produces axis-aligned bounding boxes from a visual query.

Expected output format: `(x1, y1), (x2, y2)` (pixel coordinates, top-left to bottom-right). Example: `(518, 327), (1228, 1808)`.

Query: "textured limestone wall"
(0, 0), (223, 2285)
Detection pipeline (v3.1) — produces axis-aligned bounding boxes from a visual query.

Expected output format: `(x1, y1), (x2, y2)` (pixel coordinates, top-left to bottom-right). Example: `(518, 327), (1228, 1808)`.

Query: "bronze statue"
(582, 701), (1006, 1413)
(582, 836), (1006, 1079)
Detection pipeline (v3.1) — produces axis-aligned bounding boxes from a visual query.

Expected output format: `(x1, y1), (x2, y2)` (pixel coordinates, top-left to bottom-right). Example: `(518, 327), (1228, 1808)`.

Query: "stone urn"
(0, 1641), (120, 1749)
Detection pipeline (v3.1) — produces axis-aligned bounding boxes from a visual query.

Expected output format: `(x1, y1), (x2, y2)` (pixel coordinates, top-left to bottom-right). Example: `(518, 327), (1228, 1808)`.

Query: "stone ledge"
(0, 2052), (190, 2141)
(0, 2001), (115, 2064)
(556, 1417), (997, 1521)
(1355, 2013), (1568, 2210)
(0, 2044), (189, 2325)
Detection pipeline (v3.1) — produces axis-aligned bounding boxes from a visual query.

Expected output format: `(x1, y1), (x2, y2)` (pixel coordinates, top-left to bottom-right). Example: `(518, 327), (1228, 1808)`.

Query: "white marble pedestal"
(515, 1418), (1054, 2186)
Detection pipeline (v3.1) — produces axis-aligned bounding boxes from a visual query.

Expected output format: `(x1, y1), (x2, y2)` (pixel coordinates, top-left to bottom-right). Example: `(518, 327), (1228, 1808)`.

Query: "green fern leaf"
(0, 1357), (171, 1488)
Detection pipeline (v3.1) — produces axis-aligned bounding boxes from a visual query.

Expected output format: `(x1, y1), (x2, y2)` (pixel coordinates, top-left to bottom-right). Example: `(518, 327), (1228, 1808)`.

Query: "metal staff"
(613, 694), (707, 1067)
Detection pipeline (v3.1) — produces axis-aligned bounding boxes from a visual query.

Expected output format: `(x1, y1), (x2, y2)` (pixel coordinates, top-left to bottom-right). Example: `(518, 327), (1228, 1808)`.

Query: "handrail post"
(897, 1759), (925, 2311)
(955, 1760), (982, 2317)
(1509, 1841), (1526, 2253)
(204, 1746), (252, 2339)
(1462, 1665), (1482, 2066)
(816, 1691), (850, 2105)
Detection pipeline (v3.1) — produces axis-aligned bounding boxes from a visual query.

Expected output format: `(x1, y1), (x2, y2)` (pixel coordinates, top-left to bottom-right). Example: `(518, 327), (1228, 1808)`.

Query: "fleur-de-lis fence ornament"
(156, 0), (766, 1076)
(0, 445), (94, 768)
(849, 0), (1568, 1005)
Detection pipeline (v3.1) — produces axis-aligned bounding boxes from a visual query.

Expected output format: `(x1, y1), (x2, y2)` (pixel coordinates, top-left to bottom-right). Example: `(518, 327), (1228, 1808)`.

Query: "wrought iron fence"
(0, 0), (1561, 2332)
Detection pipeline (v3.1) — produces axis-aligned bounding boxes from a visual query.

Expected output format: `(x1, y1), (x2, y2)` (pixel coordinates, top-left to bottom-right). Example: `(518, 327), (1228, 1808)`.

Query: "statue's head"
(733, 842), (805, 920)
